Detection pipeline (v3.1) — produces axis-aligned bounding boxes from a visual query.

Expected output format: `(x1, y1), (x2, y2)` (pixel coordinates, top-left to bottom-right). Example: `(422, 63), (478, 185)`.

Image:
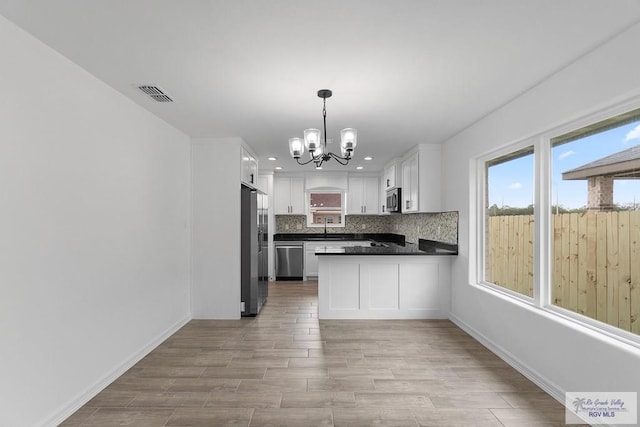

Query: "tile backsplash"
(387, 211), (458, 244)
(275, 211), (458, 244)
(275, 215), (389, 234)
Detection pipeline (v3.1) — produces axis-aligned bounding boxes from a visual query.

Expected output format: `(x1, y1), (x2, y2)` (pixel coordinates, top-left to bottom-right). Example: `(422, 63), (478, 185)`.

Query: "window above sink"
(307, 190), (345, 228)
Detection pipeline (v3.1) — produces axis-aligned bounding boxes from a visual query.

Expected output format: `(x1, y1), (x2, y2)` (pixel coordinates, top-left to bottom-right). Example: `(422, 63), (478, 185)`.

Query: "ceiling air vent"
(137, 85), (174, 102)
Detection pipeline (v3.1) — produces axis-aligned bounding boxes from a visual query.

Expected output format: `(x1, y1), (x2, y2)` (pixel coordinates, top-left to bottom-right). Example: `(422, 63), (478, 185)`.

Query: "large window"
(551, 110), (640, 335)
(485, 147), (535, 297)
(478, 105), (640, 341)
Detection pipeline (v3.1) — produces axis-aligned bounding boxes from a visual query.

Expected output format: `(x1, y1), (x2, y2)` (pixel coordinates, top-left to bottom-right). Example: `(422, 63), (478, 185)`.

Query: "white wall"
(191, 138), (242, 319)
(0, 15), (191, 427)
(443, 22), (640, 402)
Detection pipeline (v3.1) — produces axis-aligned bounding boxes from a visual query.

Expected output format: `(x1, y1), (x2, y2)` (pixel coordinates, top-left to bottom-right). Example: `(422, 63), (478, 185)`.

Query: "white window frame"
(475, 96), (640, 349)
(306, 189), (346, 228)
(476, 138), (539, 304)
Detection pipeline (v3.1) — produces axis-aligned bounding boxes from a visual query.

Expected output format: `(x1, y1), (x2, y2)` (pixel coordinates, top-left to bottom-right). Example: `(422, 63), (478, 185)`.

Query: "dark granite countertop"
(274, 233), (457, 256)
(314, 238), (458, 256)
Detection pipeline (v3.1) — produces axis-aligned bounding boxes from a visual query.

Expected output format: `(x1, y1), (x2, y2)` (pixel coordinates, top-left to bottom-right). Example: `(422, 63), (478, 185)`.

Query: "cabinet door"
(408, 155), (419, 212)
(379, 176), (388, 214)
(274, 177), (291, 214)
(304, 243), (319, 277)
(289, 177), (305, 214)
(240, 148), (257, 186)
(240, 148), (250, 185)
(347, 177), (365, 214)
(384, 164), (396, 190)
(248, 156), (258, 186)
(363, 177), (379, 214)
(402, 154), (418, 212)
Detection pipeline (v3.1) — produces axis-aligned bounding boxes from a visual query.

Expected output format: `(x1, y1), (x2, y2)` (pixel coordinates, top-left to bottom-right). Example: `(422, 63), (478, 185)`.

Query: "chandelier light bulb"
(304, 129), (321, 152)
(340, 128), (357, 152)
(288, 137), (304, 158)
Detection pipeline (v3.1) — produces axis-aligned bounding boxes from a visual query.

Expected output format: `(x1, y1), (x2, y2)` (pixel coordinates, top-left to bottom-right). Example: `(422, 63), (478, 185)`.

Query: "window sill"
(473, 280), (640, 352)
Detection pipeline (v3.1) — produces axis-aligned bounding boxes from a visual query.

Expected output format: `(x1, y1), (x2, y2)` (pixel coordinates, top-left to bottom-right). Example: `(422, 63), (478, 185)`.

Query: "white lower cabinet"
(304, 243), (320, 279)
(318, 255), (450, 319)
(304, 241), (364, 279)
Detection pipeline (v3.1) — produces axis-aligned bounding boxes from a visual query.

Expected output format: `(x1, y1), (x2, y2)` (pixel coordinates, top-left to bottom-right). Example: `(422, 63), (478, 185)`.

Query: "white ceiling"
(2, 1), (640, 172)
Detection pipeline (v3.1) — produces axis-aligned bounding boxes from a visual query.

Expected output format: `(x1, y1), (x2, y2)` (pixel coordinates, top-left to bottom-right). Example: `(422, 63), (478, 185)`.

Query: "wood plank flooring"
(61, 281), (581, 426)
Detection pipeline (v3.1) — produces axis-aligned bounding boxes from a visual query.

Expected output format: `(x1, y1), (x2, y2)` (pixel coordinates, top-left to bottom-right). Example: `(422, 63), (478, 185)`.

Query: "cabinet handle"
(364, 206), (366, 213)
(386, 179), (390, 188)
(382, 205), (385, 212)
(406, 200), (410, 209)
(249, 173), (254, 184)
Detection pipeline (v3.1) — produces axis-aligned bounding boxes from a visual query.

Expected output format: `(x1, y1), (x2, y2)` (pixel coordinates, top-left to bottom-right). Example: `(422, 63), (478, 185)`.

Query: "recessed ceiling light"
(268, 157), (277, 161)
(356, 166), (364, 170)
(274, 166), (283, 170)
(364, 156), (373, 161)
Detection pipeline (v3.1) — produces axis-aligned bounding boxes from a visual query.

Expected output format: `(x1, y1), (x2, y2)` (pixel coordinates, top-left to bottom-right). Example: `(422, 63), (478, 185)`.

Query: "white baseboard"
(40, 315), (191, 427)
(449, 313), (566, 405)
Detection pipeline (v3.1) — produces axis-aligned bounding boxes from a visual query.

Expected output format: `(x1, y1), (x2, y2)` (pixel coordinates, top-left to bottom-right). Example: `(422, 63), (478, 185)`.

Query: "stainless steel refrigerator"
(241, 185), (268, 316)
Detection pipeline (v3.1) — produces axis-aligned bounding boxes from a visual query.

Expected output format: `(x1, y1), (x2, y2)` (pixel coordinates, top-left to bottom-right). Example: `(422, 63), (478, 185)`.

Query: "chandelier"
(288, 89), (357, 167)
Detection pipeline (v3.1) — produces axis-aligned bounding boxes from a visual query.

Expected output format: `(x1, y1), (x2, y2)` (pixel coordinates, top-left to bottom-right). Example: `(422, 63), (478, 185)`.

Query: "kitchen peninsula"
(274, 233), (457, 320)
(317, 238), (456, 319)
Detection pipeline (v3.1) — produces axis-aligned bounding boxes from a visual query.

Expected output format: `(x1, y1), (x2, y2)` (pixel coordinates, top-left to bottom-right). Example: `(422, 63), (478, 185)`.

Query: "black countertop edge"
(315, 239), (457, 256)
(273, 233), (406, 244)
(418, 239), (458, 255)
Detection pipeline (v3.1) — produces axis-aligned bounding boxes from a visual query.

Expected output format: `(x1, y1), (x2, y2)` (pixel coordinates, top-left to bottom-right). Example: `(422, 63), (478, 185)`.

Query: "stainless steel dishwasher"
(275, 242), (303, 280)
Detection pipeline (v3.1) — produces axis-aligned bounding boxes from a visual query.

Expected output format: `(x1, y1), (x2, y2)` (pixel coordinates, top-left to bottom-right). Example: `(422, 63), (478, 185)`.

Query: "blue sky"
(488, 120), (640, 209)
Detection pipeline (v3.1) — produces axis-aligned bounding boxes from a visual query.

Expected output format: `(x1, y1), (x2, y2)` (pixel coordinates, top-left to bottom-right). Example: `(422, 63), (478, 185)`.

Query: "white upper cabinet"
(240, 147), (258, 187)
(401, 153), (419, 213)
(379, 175), (389, 214)
(383, 161), (400, 190)
(400, 144), (442, 213)
(274, 176), (305, 214)
(348, 176), (379, 215)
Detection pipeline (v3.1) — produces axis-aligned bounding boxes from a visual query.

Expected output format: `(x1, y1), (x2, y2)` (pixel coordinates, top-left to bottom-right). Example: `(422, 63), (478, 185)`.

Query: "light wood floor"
(62, 281), (580, 426)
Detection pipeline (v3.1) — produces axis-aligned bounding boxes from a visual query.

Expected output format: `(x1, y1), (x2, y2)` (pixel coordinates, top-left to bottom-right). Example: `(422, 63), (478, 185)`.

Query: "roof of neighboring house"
(562, 144), (640, 180)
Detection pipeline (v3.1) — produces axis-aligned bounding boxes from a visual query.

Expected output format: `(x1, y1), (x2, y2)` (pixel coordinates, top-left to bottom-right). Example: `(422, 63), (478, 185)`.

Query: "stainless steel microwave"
(386, 188), (401, 213)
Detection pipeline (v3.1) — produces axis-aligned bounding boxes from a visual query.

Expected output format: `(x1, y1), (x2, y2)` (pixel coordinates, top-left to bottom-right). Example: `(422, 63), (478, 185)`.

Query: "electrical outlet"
(362, 224), (366, 229)
(296, 224), (302, 230)
(395, 224), (399, 231)
(241, 301), (245, 312)
(285, 224), (289, 230)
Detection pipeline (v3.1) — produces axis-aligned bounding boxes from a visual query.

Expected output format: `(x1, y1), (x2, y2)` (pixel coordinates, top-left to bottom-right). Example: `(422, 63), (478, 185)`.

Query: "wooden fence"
(487, 212), (640, 335)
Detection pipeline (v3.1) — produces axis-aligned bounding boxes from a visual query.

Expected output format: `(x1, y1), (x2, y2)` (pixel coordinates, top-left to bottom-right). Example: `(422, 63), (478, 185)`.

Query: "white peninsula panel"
(327, 262), (360, 311)
(318, 255), (451, 319)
